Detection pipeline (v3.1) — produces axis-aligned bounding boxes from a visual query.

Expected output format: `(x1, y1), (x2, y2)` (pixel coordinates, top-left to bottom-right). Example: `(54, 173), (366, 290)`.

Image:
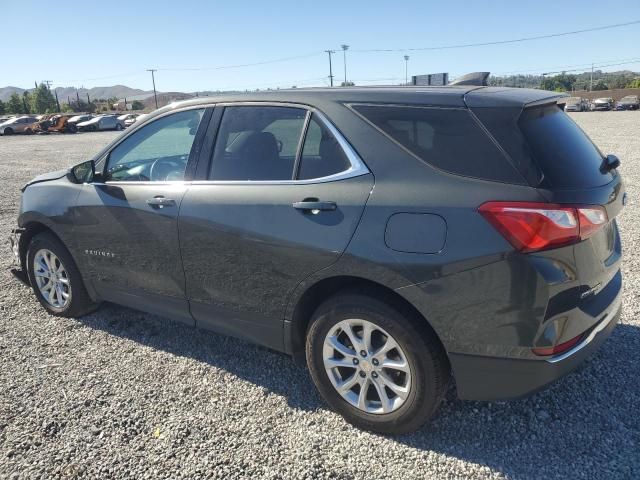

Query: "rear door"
(178, 104), (373, 349)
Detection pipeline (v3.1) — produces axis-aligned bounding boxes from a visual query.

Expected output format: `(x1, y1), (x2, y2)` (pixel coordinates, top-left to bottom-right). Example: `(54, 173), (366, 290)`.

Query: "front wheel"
(306, 292), (449, 434)
(26, 232), (98, 317)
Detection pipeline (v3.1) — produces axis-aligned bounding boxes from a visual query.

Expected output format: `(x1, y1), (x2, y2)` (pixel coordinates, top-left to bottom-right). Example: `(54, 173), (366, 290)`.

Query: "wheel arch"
(18, 221), (99, 302)
(287, 275), (449, 369)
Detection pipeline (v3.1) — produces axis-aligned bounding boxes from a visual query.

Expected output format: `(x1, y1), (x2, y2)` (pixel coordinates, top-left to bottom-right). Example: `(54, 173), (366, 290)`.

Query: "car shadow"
(78, 304), (640, 479)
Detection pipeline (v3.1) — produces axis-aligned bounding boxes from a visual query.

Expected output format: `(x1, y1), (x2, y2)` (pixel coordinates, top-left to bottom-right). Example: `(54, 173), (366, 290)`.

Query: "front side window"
(209, 106), (306, 181)
(298, 114), (351, 180)
(105, 108), (205, 182)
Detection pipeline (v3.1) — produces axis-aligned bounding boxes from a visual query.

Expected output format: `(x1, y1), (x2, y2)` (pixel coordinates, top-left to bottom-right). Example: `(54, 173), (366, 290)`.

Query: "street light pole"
(325, 50), (335, 87)
(147, 69), (158, 109)
(341, 44), (349, 85)
(404, 55), (410, 85)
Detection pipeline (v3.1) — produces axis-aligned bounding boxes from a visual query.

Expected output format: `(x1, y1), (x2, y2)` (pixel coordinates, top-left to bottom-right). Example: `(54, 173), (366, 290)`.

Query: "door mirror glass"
(70, 160), (95, 183)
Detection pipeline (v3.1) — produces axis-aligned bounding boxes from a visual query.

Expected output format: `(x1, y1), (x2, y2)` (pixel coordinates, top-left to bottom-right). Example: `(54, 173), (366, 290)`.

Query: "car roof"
(151, 86), (566, 119)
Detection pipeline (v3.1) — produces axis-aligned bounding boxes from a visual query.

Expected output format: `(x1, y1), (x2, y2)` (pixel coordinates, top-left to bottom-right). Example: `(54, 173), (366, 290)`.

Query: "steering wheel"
(149, 157), (186, 181)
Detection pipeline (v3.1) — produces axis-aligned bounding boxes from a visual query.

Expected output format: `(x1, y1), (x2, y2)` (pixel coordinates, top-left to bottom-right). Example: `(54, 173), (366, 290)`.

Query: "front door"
(72, 107), (209, 323)
(179, 105), (373, 348)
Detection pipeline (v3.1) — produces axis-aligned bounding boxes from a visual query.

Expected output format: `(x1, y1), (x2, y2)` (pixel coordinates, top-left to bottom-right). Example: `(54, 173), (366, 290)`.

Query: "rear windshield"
(519, 105), (613, 189)
(352, 104), (525, 184)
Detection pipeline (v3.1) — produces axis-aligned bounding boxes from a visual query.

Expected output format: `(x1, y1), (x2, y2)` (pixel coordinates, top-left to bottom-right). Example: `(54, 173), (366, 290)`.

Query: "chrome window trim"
(100, 102), (369, 186)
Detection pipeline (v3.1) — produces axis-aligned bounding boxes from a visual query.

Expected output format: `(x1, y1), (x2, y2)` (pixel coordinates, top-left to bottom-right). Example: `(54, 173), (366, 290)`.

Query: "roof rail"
(450, 72), (490, 86)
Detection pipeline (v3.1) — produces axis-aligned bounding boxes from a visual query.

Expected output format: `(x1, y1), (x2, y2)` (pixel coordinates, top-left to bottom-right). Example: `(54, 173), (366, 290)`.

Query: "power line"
(353, 20), (640, 52)
(494, 56), (640, 75)
(157, 51), (323, 72)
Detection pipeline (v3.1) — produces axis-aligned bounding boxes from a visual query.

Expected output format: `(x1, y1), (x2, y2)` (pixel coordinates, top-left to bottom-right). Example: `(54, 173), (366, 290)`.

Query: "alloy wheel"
(33, 249), (71, 309)
(322, 319), (412, 414)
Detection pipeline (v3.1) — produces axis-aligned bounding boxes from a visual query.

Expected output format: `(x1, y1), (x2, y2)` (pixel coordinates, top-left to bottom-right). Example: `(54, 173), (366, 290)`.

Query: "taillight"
(532, 333), (584, 356)
(479, 202), (608, 253)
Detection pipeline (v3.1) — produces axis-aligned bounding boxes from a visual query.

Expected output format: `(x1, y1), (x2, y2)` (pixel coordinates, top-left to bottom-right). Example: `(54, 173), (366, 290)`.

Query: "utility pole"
(404, 55), (410, 85)
(76, 90), (80, 105)
(590, 63), (594, 92)
(54, 90), (60, 112)
(341, 45), (349, 85)
(325, 50), (335, 87)
(147, 69), (158, 109)
(43, 80), (53, 90)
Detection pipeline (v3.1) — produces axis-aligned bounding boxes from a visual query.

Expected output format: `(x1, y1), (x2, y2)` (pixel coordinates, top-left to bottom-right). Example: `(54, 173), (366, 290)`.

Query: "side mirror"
(603, 154), (620, 172)
(69, 160), (95, 184)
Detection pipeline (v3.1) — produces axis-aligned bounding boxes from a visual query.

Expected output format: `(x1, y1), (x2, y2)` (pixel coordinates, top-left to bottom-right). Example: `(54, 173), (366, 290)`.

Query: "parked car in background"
(9, 87), (624, 434)
(118, 113), (140, 128)
(77, 115), (125, 132)
(615, 95), (639, 111)
(564, 97), (588, 112)
(592, 97), (614, 111)
(34, 115), (78, 134)
(0, 116), (39, 135)
(67, 114), (94, 127)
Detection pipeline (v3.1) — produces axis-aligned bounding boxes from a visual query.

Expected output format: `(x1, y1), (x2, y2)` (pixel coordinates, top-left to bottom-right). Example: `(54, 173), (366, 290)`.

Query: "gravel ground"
(0, 114), (639, 480)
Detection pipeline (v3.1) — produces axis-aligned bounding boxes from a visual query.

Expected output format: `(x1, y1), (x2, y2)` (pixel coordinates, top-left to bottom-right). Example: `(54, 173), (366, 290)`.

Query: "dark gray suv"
(9, 86), (624, 434)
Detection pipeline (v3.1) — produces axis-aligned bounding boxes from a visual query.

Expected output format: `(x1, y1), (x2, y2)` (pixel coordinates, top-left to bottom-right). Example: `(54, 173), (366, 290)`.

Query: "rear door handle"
(146, 196), (176, 208)
(292, 200), (337, 214)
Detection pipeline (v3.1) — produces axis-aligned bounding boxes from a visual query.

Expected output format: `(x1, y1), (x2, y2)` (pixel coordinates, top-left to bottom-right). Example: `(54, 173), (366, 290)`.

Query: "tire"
(306, 292), (449, 434)
(4, 127), (14, 135)
(26, 232), (98, 317)
(115, 123), (123, 131)
(24, 128), (33, 135)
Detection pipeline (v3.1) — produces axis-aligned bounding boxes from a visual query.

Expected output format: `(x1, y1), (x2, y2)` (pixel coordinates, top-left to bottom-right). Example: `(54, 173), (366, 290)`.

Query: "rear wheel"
(115, 123), (123, 131)
(3, 127), (13, 135)
(306, 292), (449, 434)
(26, 232), (98, 317)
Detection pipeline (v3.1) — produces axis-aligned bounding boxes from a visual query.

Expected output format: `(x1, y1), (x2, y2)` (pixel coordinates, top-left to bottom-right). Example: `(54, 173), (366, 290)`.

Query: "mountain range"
(0, 85), (155, 103)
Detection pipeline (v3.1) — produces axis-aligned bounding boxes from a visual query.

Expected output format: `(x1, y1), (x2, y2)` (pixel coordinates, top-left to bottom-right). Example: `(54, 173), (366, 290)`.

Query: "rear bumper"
(450, 300), (621, 401)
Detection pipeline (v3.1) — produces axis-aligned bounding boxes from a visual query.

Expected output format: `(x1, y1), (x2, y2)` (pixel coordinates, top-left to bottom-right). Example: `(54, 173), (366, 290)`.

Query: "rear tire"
(306, 292), (449, 434)
(115, 123), (123, 131)
(4, 127), (13, 135)
(26, 232), (98, 317)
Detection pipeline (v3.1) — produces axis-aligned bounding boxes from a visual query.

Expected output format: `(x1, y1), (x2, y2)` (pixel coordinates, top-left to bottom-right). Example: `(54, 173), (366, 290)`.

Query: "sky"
(3, 0), (640, 93)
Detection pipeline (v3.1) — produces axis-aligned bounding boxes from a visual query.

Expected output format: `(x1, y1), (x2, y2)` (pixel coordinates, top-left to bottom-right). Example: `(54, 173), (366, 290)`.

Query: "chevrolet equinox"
(9, 87), (624, 434)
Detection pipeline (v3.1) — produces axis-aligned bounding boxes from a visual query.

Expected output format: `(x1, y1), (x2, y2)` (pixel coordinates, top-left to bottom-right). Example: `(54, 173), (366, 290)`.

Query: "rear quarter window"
(518, 105), (613, 189)
(351, 104), (525, 184)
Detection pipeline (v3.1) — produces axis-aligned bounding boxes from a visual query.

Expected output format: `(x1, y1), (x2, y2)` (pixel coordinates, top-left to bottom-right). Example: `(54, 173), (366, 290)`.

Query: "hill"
(0, 85), (154, 102)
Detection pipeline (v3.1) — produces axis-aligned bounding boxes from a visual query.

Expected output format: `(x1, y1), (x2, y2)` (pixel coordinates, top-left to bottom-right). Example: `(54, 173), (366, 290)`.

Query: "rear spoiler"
(450, 72), (490, 86)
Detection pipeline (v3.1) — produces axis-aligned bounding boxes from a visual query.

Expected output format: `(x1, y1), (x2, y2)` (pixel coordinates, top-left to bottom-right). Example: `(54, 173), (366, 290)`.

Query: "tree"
(0, 100), (5, 115)
(626, 79), (640, 88)
(593, 81), (608, 91)
(6, 93), (24, 114)
(22, 91), (32, 114)
(31, 84), (58, 114)
(131, 100), (145, 110)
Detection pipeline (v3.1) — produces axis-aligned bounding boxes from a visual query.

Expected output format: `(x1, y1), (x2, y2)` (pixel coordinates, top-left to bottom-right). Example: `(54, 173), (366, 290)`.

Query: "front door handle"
(292, 200), (337, 214)
(146, 196), (176, 209)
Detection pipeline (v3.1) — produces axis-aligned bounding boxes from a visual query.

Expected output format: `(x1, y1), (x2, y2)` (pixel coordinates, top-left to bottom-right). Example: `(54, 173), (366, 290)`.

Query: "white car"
(77, 115), (125, 132)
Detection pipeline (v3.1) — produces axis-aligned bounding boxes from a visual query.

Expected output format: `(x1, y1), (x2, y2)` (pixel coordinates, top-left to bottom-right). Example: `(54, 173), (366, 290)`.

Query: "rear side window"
(518, 105), (613, 189)
(298, 114), (351, 180)
(209, 106), (306, 181)
(352, 105), (525, 184)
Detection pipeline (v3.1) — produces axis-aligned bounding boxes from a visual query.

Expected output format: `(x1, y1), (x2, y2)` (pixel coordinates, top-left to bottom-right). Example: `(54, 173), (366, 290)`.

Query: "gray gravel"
(0, 115), (639, 479)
